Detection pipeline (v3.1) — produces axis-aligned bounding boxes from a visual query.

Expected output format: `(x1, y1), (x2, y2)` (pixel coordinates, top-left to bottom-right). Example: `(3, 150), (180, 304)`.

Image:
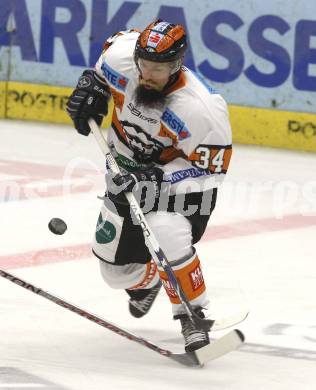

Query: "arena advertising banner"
(0, 0), (315, 151)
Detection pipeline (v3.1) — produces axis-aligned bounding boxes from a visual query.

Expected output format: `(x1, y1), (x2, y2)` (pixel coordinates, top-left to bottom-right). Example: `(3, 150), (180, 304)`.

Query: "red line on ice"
(0, 244), (92, 270)
(0, 159), (102, 201)
(1, 214), (315, 270)
(202, 214), (316, 241)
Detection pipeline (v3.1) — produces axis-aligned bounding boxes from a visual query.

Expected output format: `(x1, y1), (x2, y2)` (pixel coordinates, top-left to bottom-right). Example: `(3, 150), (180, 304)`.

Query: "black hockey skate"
(174, 308), (210, 352)
(126, 280), (162, 318)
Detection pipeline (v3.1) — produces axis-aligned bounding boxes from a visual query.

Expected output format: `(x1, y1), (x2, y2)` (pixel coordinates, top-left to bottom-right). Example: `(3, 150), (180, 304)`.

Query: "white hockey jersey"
(95, 30), (232, 196)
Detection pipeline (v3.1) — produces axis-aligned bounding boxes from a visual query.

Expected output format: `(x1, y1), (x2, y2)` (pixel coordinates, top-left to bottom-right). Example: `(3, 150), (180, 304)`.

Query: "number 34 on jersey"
(189, 145), (232, 174)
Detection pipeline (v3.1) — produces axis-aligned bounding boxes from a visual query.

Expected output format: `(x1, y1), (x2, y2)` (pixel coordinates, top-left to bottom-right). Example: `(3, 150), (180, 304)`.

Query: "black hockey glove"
(106, 167), (166, 206)
(66, 69), (111, 136)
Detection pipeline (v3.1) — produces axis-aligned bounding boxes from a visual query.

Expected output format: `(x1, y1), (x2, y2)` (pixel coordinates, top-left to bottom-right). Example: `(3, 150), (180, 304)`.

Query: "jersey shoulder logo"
(101, 61), (129, 92)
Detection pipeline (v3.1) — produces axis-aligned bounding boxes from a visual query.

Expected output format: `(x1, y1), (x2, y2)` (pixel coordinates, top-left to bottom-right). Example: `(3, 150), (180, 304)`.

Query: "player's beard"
(134, 84), (167, 110)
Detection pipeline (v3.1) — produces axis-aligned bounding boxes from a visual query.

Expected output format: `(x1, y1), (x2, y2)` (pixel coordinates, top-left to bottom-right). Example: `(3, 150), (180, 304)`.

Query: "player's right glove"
(66, 69), (111, 136)
(106, 167), (166, 206)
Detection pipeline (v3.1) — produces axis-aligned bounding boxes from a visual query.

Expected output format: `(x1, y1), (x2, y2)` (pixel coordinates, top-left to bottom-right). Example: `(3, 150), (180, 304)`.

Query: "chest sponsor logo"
(101, 62), (128, 92)
(161, 108), (191, 141)
(127, 102), (158, 124)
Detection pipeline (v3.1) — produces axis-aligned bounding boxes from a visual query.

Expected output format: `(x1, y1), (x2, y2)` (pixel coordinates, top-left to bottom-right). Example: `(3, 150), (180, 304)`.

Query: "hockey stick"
(88, 118), (213, 331)
(0, 268), (244, 367)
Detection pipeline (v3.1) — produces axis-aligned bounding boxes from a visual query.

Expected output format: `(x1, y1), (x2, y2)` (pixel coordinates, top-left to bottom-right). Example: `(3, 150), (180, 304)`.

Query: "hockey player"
(66, 20), (232, 352)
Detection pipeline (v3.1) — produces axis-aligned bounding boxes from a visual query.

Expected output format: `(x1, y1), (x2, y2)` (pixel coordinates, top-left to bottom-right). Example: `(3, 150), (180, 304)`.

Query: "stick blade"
(168, 329), (244, 367)
(194, 329), (245, 365)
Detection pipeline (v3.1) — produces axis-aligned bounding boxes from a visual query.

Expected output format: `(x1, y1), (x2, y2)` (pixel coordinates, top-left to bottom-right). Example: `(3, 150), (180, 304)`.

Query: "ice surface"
(0, 119), (315, 390)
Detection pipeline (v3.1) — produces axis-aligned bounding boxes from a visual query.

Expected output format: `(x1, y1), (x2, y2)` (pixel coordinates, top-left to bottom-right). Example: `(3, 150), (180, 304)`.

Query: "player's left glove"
(106, 167), (166, 206)
(66, 69), (111, 136)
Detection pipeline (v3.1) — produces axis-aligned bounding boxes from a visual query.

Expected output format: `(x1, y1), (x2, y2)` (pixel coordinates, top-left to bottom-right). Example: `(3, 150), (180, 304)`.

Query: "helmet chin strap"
(169, 59), (182, 75)
(164, 57), (184, 90)
(135, 60), (142, 77)
(162, 70), (181, 92)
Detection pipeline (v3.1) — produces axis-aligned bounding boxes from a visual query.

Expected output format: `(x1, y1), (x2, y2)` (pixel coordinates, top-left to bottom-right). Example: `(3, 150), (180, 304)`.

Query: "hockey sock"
(158, 253), (207, 309)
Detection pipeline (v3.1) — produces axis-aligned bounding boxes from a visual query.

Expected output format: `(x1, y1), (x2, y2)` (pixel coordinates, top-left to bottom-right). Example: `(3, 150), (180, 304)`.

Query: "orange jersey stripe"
(112, 109), (128, 142)
(159, 145), (187, 164)
(158, 123), (178, 144)
(110, 87), (125, 112)
(102, 32), (124, 52)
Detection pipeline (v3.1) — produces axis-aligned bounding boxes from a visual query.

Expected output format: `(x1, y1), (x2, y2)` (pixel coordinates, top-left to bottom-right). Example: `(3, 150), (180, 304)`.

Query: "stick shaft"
(0, 268), (171, 356)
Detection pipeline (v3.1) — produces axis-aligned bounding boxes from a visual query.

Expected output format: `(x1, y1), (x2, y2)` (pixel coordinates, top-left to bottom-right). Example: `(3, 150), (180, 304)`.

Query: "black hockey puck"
(48, 218), (67, 235)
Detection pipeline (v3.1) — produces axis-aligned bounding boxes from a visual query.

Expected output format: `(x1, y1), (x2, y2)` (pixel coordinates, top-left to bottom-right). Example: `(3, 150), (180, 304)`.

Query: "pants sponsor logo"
(95, 213), (116, 244)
